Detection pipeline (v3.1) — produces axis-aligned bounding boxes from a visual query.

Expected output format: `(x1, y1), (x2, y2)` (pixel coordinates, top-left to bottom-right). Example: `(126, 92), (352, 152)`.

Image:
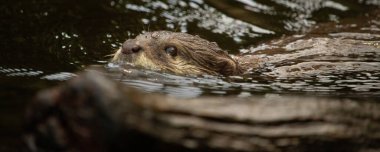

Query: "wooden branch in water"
(25, 70), (380, 152)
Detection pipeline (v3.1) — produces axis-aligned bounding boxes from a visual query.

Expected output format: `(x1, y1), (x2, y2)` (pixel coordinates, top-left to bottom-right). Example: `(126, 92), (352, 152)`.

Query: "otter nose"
(121, 40), (142, 54)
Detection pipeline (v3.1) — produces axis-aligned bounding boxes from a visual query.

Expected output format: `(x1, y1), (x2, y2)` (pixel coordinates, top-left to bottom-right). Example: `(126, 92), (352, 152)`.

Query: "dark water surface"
(1, 0), (380, 150)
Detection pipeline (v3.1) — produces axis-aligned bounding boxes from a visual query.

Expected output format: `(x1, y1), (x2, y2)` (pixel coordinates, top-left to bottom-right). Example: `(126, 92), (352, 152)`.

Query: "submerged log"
(25, 70), (380, 152)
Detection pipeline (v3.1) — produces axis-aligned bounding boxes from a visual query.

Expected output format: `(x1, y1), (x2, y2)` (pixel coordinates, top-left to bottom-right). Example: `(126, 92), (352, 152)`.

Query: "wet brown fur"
(113, 31), (242, 76)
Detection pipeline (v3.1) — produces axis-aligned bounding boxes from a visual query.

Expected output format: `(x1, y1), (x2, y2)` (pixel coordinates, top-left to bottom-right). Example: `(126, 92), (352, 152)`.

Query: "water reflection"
(41, 72), (77, 81)
(0, 66), (76, 81)
(104, 63), (380, 98)
(2, 0), (380, 150)
(103, 3), (380, 99)
(1, 0), (379, 99)
(0, 66), (43, 77)
(120, 0), (275, 44)
(1, 0), (379, 73)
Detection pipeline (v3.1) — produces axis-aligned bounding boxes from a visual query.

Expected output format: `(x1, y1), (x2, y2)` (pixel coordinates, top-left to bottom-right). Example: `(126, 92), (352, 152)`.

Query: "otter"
(112, 31), (243, 76)
(112, 31), (380, 77)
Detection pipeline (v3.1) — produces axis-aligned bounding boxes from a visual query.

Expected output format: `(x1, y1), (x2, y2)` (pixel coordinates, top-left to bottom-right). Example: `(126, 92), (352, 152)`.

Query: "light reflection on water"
(0, 67), (43, 77)
(1, 59), (378, 98)
(0, 66), (75, 81)
(1, 0), (379, 99)
(2, 0), (380, 150)
(103, 63), (380, 98)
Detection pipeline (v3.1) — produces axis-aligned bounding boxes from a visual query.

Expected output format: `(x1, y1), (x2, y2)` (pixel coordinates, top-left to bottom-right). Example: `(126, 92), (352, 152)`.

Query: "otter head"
(112, 31), (241, 76)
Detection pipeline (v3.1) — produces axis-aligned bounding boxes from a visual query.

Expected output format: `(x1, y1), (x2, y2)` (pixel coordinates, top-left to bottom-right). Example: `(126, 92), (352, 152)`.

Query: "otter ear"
(216, 57), (240, 76)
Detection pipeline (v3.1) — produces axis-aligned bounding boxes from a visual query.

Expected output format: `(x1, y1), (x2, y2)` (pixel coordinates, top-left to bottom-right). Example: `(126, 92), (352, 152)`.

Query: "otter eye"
(165, 46), (177, 57)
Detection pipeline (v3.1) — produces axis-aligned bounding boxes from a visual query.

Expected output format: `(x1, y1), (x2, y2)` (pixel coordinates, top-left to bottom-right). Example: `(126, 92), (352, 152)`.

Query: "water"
(1, 0), (380, 150)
